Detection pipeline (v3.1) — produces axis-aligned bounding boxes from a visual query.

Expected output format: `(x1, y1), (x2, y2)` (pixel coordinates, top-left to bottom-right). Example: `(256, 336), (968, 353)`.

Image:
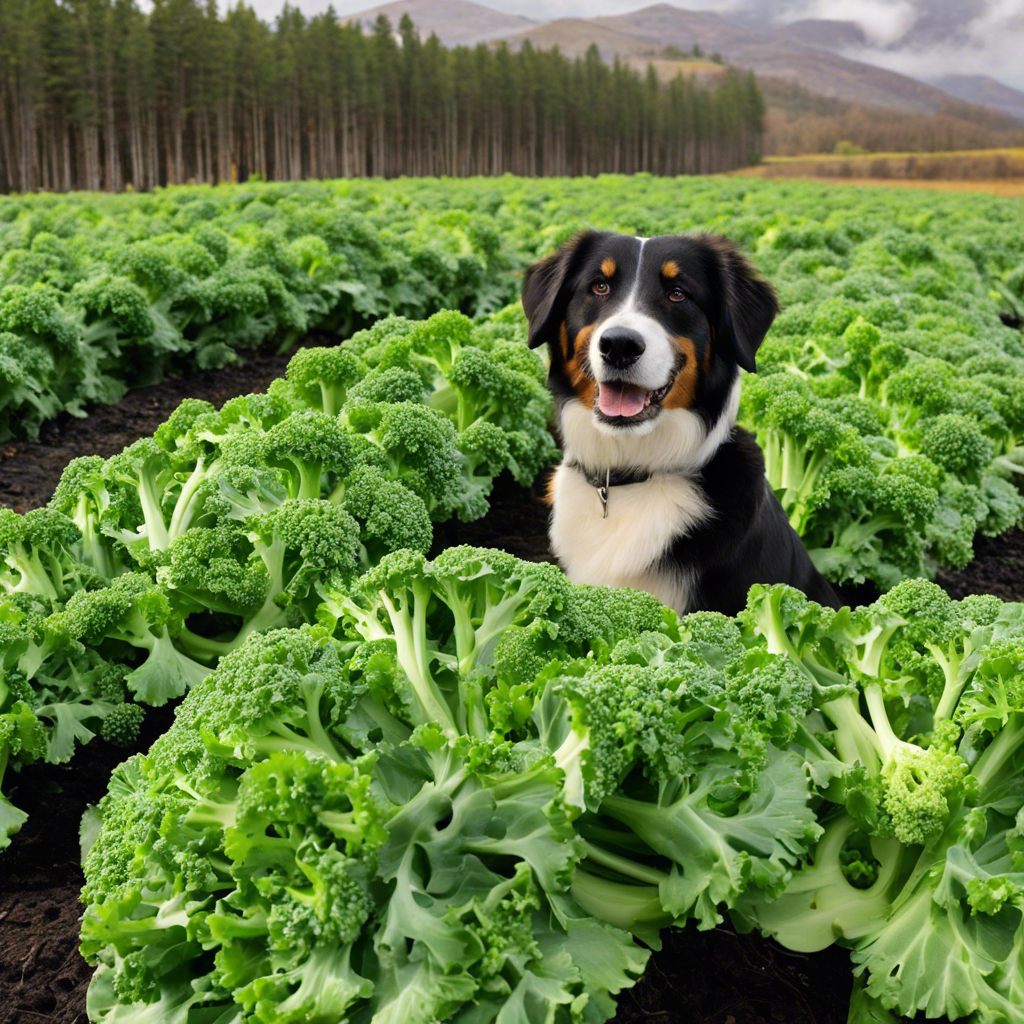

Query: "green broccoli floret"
(282, 344), (367, 416)
(0, 333), (61, 441)
(532, 662), (682, 812)
(344, 314), (417, 367)
(563, 631), (821, 931)
(345, 401), (462, 521)
(345, 365), (425, 408)
(956, 637), (1024, 803)
(744, 582), (976, 846)
(453, 420), (511, 523)
(881, 359), (1005, 458)
(102, 437), (179, 554)
(263, 410), (369, 501)
(859, 684), (969, 846)
(433, 344), (549, 435)
(322, 547), (576, 739)
(823, 393), (886, 438)
(339, 465), (433, 567)
(839, 317), (909, 402)
(192, 391), (294, 443)
(167, 499), (360, 662)
(379, 309), (474, 385)
(152, 398), (218, 452)
(0, 284), (92, 410)
(566, 583), (671, 655)
(0, 702), (46, 848)
(0, 507), (88, 602)
(919, 414), (994, 479)
(158, 522), (282, 662)
(99, 702), (145, 747)
(60, 572), (209, 705)
(741, 373), (872, 531)
(110, 240), (187, 297)
(170, 628), (362, 765)
(803, 466), (937, 590)
(243, 498), (361, 624)
(72, 273), (184, 367)
(47, 455), (129, 579)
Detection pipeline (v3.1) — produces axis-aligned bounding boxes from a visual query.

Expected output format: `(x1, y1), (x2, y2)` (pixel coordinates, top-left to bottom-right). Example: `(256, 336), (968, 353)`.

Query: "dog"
(521, 230), (841, 617)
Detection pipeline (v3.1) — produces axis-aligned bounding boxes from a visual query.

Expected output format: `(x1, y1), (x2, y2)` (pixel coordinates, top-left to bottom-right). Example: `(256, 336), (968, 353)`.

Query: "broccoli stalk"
(748, 813), (905, 952)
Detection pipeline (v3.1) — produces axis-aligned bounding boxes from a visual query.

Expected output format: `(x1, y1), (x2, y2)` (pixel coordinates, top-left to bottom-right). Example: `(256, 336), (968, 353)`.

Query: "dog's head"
(522, 232), (777, 454)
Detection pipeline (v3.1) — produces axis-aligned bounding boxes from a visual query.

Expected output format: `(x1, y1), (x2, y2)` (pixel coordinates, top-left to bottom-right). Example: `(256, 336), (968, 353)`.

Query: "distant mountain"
(495, 19), (653, 62)
(732, 0), (991, 51)
(930, 75), (1024, 123)
(774, 19), (868, 51)
(344, 0), (1021, 123)
(345, 0), (534, 47)
(574, 5), (978, 114)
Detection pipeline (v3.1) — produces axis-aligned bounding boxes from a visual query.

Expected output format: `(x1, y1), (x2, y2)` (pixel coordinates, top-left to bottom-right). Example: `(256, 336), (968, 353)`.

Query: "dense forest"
(0, 0), (766, 193)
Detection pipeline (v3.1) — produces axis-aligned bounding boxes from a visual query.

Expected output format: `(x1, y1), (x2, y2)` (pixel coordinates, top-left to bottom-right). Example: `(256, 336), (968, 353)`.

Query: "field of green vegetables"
(3, 176), (1024, 593)
(2, 176), (1024, 1024)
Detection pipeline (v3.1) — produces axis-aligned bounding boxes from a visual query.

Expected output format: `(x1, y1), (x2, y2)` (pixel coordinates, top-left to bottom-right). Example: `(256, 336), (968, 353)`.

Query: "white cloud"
(780, 0), (917, 46)
(831, 0), (1024, 92)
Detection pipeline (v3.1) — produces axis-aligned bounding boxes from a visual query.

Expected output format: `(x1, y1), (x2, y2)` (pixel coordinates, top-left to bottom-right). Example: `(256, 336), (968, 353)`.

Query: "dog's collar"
(566, 461), (652, 518)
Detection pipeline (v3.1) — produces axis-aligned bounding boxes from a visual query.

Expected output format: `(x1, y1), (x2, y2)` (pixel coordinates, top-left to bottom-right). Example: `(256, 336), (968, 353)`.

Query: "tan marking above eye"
(663, 336), (699, 410)
(601, 257), (616, 277)
(661, 260), (680, 278)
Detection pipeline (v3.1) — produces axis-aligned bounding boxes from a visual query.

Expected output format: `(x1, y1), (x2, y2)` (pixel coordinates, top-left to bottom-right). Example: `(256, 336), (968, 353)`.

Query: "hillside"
(353, 0), (1008, 118)
(344, 0), (1024, 154)
(495, 19), (648, 62)
(586, 5), (977, 115)
(346, 0), (534, 46)
(931, 75), (1024, 123)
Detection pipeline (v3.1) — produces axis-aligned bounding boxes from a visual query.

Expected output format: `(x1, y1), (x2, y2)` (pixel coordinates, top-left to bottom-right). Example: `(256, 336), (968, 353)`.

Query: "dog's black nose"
(599, 328), (645, 369)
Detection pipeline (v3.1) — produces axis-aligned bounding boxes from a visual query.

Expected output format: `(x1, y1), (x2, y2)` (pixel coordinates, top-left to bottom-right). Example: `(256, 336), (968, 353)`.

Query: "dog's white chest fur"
(549, 463), (709, 615)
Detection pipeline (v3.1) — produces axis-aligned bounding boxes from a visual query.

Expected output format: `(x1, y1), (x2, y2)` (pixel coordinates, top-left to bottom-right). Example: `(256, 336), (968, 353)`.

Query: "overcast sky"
(237, 0), (1024, 91)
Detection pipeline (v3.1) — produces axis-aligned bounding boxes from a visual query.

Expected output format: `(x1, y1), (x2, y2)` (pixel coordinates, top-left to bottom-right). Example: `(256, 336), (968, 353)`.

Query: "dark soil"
(1, 340), (1021, 1024)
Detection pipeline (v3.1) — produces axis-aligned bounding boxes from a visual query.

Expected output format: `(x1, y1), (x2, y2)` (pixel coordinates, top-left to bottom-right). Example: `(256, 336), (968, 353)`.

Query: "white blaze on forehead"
(590, 236), (675, 390)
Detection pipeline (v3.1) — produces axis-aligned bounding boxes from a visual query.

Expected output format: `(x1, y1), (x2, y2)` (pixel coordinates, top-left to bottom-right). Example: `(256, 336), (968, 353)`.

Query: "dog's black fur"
(523, 229), (840, 616)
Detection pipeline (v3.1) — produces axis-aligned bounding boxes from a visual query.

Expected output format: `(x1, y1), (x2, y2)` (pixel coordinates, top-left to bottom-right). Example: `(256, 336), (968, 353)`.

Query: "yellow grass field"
(630, 58), (726, 84)
(733, 147), (1024, 194)
(760, 147), (1024, 164)
(729, 172), (1024, 196)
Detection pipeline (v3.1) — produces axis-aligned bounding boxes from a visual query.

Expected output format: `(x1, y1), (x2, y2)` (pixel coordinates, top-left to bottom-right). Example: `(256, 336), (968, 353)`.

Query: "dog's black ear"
(704, 235), (778, 373)
(521, 230), (599, 350)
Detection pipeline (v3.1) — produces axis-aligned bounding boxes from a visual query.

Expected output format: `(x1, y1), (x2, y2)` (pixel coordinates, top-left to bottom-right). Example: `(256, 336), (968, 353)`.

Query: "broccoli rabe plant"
(81, 599), (651, 1023)
(160, 499), (361, 661)
(1, 305), (558, 859)
(741, 373), (873, 532)
(0, 594), (148, 847)
(737, 581), (1024, 1024)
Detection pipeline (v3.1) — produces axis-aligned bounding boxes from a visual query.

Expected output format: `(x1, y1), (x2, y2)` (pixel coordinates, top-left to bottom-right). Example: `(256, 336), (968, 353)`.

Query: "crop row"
(3, 177), (1024, 589)
(0, 307), (556, 850)
(80, 544), (1024, 1024)
(0, 183), (514, 441)
(2, 290), (1024, 1024)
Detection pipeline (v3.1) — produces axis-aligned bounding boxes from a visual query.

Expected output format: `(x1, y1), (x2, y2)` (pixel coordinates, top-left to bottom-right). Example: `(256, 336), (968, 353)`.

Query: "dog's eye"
(592, 281), (610, 296)
(668, 286), (687, 303)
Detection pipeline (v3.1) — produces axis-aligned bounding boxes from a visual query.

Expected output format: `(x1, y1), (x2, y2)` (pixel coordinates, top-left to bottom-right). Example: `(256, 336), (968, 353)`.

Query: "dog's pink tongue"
(598, 381), (647, 418)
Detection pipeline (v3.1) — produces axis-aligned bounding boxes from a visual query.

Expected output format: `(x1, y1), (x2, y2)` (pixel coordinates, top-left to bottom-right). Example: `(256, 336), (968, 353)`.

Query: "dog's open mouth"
(596, 379), (672, 423)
